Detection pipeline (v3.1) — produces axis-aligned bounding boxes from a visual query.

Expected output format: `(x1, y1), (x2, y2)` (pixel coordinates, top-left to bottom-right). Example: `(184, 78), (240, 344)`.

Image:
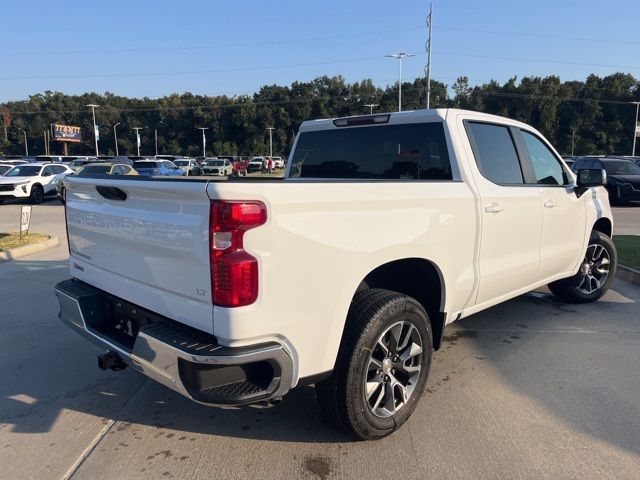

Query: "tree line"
(1, 72), (638, 158)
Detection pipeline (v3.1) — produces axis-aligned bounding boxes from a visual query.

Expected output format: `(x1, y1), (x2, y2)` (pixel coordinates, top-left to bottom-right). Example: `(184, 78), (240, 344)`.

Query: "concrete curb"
(0, 234), (60, 263)
(617, 264), (640, 286)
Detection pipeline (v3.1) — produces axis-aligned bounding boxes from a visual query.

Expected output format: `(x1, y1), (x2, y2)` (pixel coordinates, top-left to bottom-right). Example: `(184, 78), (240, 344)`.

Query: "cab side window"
(466, 122), (524, 185)
(42, 166), (54, 176)
(521, 131), (569, 186)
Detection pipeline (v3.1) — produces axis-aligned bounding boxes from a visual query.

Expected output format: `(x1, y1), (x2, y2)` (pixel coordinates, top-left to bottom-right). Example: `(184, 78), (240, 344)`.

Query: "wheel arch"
(592, 217), (612, 238)
(350, 258), (447, 350)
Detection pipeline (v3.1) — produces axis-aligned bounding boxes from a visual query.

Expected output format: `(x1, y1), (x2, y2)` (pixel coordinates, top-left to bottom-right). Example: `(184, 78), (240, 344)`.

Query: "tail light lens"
(209, 200), (267, 307)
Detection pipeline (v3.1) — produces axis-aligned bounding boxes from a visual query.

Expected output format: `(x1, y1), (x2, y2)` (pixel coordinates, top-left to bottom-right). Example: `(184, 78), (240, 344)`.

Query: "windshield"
(0, 165), (11, 175)
(604, 160), (640, 175)
(77, 165), (111, 175)
(133, 161), (158, 169)
(5, 165), (42, 177)
(206, 160), (224, 166)
(174, 160), (189, 166)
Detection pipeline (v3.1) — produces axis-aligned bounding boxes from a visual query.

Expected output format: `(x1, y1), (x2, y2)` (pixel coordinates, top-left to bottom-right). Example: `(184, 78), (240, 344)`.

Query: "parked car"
(67, 159), (101, 172)
(0, 163), (72, 204)
(173, 158), (203, 176)
(133, 160), (185, 177)
(201, 158), (233, 176)
(1, 159), (29, 166)
(0, 163), (14, 176)
(247, 156), (266, 173)
(55, 109), (615, 441)
(271, 156), (285, 169)
(572, 156), (640, 204)
(57, 163), (137, 202)
(34, 155), (63, 164)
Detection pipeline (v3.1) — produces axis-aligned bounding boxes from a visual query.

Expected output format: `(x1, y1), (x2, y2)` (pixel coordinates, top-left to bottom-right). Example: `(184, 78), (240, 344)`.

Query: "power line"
(0, 54), (402, 81)
(434, 25), (640, 47)
(0, 27), (426, 58)
(4, 46), (640, 83)
(4, 82), (638, 118)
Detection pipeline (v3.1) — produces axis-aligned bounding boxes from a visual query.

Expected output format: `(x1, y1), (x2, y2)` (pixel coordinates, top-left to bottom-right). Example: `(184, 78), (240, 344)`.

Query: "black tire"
(30, 184), (44, 205)
(316, 289), (432, 440)
(548, 231), (617, 303)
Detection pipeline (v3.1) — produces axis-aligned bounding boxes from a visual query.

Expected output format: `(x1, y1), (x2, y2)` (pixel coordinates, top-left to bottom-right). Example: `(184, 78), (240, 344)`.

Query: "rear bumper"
(54, 279), (293, 406)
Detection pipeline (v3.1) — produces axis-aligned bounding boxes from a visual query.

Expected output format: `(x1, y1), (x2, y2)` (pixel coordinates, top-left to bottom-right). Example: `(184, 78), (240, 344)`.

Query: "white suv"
(0, 163), (72, 204)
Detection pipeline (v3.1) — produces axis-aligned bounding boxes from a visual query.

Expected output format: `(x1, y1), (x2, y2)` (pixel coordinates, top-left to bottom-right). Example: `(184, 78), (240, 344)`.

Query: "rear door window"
(290, 122), (452, 180)
(466, 122), (524, 185)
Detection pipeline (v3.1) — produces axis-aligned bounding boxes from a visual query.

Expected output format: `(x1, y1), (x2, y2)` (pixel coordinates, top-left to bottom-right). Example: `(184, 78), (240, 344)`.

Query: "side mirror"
(42, 171), (52, 177)
(576, 168), (607, 188)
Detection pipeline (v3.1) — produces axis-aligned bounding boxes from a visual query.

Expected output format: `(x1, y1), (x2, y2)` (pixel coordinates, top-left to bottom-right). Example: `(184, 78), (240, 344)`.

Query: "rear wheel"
(316, 289), (432, 440)
(548, 231), (617, 303)
(30, 184), (44, 205)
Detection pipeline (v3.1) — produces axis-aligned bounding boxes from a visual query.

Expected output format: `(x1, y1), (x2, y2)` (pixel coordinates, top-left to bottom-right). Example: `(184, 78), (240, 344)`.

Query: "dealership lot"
(1, 202), (639, 479)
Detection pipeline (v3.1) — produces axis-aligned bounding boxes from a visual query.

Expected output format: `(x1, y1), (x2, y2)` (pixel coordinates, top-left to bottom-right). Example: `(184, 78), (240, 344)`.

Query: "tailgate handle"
(95, 186), (127, 201)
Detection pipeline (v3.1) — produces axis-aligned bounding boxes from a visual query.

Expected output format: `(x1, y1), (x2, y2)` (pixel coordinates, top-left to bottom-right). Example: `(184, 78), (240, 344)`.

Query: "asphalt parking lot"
(1, 200), (639, 479)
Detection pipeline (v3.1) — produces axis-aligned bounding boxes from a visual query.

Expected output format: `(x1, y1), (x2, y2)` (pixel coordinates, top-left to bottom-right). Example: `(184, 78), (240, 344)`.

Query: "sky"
(2, 0), (640, 102)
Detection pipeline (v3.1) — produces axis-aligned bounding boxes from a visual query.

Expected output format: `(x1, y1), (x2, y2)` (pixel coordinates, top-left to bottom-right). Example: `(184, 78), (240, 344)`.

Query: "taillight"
(209, 200), (267, 307)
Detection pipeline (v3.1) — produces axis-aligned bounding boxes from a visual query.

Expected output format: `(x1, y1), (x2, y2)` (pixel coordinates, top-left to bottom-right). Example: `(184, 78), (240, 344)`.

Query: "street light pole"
(364, 104), (379, 114)
(155, 129), (158, 156)
(18, 128), (28, 156)
(86, 104), (100, 156)
(132, 127), (142, 156)
(266, 127), (275, 158)
(197, 127), (208, 157)
(632, 101), (640, 156)
(113, 123), (120, 156)
(386, 52), (415, 112)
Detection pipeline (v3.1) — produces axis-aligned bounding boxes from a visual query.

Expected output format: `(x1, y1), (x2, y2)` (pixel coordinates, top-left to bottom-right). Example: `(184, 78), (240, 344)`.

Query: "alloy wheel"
(577, 243), (610, 295)
(364, 320), (423, 418)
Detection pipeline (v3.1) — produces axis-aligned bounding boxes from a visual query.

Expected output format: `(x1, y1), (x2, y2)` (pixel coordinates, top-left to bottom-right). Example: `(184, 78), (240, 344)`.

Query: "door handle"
(544, 200), (558, 208)
(484, 203), (504, 213)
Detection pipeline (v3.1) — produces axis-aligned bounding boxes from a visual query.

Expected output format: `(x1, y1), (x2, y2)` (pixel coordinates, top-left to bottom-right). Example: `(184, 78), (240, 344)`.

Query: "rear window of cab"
(289, 122), (452, 180)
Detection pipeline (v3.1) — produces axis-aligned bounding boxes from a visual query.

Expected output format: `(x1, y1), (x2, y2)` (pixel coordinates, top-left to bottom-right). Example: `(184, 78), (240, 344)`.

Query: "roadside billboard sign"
(52, 124), (82, 143)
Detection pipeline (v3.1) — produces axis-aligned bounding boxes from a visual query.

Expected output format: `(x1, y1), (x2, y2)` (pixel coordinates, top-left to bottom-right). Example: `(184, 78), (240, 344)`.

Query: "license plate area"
(83, 294), (159, 352)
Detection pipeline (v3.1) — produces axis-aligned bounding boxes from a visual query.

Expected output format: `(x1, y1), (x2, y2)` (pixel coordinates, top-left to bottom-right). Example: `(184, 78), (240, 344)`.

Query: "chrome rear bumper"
(55, 279), (293, 405)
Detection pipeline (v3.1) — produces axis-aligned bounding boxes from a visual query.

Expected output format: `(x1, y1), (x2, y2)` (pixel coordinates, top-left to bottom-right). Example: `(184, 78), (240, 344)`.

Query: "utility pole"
(386, 52), (415, 112)
(571, 126), (576, 156)
(18, 128), (28, 156)
(197, 127), (208, 157)
(155, 129), (158, 156)
(266, 127), (275, 157)
(632, 101), (640, 156)
(364, 104), (379, 114)
(43, 130), (48, 155)
(86, 104), (100, 156)
(425, 3), (433, 109)
(113, 123), (120, 156)
(132, 127), (142, 156)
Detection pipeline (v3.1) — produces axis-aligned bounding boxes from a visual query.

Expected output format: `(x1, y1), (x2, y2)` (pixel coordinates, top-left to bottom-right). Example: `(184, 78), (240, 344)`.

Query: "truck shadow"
(426, 279), (640, 457)
(2, 257), (639, 453)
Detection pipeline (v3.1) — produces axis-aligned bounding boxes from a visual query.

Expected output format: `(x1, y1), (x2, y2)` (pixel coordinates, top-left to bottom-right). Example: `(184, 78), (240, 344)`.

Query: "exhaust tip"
(98, 352), (127, 371)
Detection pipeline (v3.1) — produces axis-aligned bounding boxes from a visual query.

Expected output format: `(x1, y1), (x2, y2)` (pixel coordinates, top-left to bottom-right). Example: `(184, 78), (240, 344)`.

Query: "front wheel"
(29, 185), (44, 205)
(316, 289), (432, 440)
(548, 231), (617, 303)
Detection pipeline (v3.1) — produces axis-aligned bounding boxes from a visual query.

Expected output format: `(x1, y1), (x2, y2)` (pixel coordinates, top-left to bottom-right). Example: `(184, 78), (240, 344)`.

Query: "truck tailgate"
(65, 177), (214, 333)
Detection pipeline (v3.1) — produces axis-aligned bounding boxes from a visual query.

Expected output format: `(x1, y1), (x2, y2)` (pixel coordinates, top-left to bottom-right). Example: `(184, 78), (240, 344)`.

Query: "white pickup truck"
(55, 109), (616, 440)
